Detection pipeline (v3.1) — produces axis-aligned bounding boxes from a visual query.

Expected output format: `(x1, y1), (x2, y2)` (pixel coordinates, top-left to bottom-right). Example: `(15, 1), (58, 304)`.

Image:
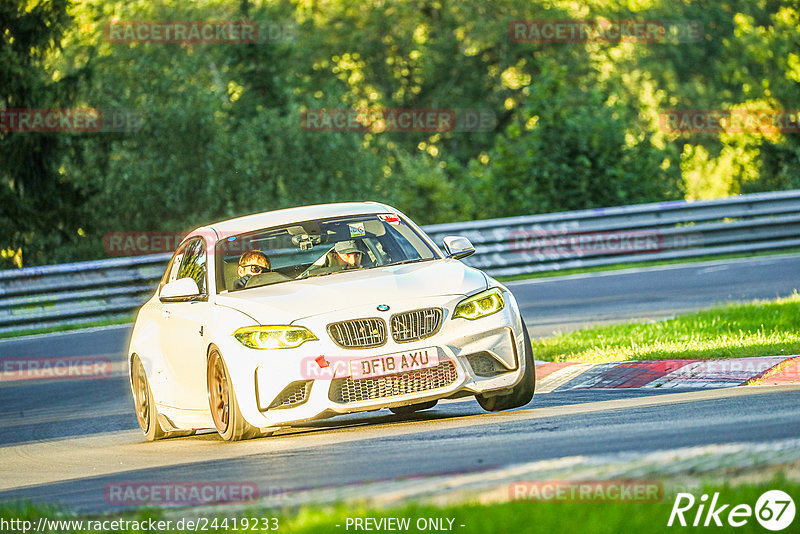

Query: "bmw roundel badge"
(377, 304), (390, 312)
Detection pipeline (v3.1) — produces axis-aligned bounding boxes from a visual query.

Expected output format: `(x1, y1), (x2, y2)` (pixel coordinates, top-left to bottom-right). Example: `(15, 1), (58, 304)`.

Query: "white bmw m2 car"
(128, 202), (534, 441)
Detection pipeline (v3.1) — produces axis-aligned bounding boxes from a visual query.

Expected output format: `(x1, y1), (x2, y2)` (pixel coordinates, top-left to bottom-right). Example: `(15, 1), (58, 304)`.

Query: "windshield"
(215, 213), (439, 293)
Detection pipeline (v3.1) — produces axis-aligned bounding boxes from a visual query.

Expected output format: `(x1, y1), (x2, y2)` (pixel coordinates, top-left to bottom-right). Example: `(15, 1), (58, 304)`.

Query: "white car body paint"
(128, 202), (529, 435)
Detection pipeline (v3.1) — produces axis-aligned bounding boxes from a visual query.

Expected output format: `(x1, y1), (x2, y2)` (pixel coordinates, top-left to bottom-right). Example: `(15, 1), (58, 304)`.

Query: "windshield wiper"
(386, 258), (431, 267)
(304, 271), (335, 278)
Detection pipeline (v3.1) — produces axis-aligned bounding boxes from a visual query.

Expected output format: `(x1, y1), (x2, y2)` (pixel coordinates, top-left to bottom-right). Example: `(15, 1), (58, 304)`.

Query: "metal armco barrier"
(423, 189), (800, 277)
(2, 190), (800, 334)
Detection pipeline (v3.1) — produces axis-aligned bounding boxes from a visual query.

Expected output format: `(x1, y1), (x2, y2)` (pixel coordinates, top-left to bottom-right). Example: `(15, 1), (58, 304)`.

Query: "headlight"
(233, 326), (318, 350)
(453, 288), (505, 320)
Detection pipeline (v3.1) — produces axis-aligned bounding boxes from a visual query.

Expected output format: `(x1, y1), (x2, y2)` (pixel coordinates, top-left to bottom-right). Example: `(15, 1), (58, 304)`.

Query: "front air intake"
(391, 308), (443, 343)
(327, 318), (387, 348)
(266, 380), (313, 410)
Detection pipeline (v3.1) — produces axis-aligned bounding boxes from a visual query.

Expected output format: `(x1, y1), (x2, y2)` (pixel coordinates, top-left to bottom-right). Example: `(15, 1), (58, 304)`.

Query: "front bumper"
(214, 292), (527, 430)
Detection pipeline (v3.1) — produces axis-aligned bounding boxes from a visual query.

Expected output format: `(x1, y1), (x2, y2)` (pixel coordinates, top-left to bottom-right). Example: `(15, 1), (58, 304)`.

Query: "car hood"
(214, 259), (487, 324)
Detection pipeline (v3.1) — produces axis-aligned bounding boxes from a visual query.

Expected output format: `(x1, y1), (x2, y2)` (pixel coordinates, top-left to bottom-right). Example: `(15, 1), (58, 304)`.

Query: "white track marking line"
(0, 323), (133, 344)
(536, 363), (598, 393)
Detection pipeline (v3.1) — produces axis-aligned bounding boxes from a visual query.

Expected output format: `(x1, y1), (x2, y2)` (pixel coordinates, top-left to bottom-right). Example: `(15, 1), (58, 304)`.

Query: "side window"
(176, 238), (208, 295)
(160, 244), (188, 290)
(159, 238), (207, 295)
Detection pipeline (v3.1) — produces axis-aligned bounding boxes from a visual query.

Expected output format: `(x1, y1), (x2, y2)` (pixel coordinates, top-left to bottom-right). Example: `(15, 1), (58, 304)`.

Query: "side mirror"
(160, 277), (201, 302)
(442, 235), (476, 260)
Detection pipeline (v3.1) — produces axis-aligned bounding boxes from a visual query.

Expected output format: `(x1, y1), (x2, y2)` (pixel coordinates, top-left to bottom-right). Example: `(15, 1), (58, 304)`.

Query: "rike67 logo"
(668, 490), (795, 531)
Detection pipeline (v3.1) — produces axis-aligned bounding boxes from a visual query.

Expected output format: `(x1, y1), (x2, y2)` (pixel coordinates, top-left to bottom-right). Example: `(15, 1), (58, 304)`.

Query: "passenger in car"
(327, 240), (364, 270)
(234, 250), (271, 289)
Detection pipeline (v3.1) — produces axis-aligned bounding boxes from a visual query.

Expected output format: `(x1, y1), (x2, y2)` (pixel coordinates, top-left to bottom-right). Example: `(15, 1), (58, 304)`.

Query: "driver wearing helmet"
(326, 240), (363, 270)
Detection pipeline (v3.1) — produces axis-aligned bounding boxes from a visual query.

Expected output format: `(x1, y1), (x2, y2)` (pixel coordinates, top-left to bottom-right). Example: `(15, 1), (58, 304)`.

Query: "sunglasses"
(242, 264), (265, 273)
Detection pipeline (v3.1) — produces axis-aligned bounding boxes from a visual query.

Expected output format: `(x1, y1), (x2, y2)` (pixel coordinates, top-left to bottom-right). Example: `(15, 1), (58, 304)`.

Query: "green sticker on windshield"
(348, 223), (366, 237)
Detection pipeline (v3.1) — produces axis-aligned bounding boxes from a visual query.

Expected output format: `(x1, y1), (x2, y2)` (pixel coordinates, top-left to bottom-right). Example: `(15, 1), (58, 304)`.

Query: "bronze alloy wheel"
(132, 355), (151, 434)
(206, 346), (264, 441)
(207, 349), (230, 434)
(130, 354), (195, 440)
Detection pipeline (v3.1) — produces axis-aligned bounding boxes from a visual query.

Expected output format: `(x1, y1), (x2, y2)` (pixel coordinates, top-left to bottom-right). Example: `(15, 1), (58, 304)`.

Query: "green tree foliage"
(1, 0), (798, 267)
(479, 62), (681, 217)
(0, 0), (90, 266)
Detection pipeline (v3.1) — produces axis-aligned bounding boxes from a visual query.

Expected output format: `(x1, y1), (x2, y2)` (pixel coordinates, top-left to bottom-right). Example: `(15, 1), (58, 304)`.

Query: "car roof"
(190, 201), (396, 241)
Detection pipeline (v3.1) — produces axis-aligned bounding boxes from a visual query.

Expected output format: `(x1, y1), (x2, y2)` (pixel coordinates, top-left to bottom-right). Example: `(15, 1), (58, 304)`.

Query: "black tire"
(476, 326), (535, 412)
(131, 355), (193, 441)
(207, 347), (262, 441)
(389, 400), (438, 415)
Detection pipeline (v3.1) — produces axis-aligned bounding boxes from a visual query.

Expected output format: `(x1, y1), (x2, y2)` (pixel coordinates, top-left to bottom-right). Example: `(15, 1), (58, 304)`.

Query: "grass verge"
(1, 477), (796, 533)
(532, 293), (800, 363)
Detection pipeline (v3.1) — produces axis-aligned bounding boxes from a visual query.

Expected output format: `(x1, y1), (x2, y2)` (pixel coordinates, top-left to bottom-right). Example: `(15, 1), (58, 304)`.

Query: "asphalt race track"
(1, 254), (799, 513)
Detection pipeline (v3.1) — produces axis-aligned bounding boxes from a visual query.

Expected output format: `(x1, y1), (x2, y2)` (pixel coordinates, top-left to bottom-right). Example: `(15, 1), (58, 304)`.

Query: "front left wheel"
(476, 325), (536, 412)
(207, 347), (263, 441)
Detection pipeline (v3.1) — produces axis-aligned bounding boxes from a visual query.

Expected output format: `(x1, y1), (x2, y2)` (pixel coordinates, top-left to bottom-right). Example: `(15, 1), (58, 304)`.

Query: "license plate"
(349, 348), (439, 379)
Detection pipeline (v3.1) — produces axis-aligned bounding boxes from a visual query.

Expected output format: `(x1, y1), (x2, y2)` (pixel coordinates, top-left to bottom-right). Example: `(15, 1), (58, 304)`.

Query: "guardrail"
(2, 190), (800, 334)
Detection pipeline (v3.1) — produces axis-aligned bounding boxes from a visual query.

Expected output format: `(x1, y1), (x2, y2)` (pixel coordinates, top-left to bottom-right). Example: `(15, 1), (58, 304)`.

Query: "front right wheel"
(476, 325), (535, 412)
(207, 347), (263, 441)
